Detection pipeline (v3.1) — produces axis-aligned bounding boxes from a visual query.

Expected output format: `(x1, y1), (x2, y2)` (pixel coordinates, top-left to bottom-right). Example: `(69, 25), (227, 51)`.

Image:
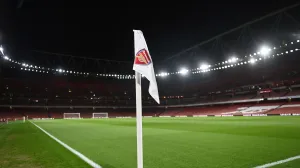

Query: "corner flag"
(133, 30), (160, 104)
(133, 30), (160, 168)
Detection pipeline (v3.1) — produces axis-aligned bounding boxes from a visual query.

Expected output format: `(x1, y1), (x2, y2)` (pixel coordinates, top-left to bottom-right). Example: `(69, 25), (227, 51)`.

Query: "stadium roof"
(0, 1), (300, 74)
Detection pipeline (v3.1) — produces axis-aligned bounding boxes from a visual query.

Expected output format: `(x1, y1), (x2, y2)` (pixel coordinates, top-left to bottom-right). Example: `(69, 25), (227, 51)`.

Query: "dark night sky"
(0, 1), (299, 66)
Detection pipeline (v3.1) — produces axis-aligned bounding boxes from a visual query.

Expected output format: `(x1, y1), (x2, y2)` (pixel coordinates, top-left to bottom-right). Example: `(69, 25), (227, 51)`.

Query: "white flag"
(133, 30), (160, 104)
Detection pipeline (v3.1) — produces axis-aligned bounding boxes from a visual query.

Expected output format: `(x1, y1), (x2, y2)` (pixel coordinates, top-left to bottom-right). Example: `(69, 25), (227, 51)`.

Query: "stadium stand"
(2, 37), (300, 119)
(2, 75), (300, 118)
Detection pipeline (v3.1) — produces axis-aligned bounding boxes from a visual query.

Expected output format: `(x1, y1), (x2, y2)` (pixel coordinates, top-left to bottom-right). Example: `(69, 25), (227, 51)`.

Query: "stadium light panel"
(199, 64), (210, 70)
(3, 56), (9, 60)
(179, 68), (188, 75)
(229, 57), (238, 63)
(2, 38), (298, 80)
(0, 46), (3, 55)
(160, 72), (168, 77)
(249, 58), (256, 64)
(260, 46), (271, 56)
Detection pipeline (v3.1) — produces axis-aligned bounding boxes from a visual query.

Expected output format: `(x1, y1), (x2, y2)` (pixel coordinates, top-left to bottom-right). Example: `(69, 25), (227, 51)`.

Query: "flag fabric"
(133, 30), (160, 104)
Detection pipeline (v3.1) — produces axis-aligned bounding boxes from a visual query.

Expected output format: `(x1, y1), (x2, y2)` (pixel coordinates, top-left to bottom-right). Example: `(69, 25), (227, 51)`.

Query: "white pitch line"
(254, 155), (300, 168)
(29, 120), (102, 168)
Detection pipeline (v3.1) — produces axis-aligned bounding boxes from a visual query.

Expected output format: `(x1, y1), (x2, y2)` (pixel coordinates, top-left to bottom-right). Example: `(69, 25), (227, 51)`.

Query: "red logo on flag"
(134, 49), (152, 65)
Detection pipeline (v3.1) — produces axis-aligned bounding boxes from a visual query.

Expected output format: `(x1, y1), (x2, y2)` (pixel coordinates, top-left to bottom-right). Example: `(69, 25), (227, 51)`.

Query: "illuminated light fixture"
(199, 64), (210, 70)
(0, 46), (3, 55)
(260, 46), (271, 56)
(179, 68), (188, 75)
(249, 58), (256, 64)
(3, 39), (299, 78)
(229, 57), (238, 63)
(160, 72), (168, 77)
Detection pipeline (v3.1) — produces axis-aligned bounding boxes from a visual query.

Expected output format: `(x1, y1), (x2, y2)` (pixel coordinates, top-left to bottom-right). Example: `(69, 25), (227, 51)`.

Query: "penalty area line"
(254, 155), (300, 168)
(29, 120), (102, 168)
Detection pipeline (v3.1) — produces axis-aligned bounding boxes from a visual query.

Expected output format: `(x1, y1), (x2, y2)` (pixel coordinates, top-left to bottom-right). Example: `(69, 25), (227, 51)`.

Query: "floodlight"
(229, 57), (238, 63)
(179, 68), (188, 75)
(260, 46), (271, 56)
(0, 47), (3, 55)
(249, 58), (256, 64)
(200, 64), (210, 70)
(160, 72), (168, 77)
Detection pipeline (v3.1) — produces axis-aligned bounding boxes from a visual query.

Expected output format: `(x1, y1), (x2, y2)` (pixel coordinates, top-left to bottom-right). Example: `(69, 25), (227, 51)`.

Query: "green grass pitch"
(1, 116), (300, 168)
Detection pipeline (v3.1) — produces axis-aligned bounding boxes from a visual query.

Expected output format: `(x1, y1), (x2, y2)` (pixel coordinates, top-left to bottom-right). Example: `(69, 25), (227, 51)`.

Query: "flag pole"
(135, 71), (143, 168)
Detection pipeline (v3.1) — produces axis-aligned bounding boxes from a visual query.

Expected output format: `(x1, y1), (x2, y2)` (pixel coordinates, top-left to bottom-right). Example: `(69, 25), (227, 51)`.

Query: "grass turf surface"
(1, 116), (300, 168)
(0, 121), (89, 168)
